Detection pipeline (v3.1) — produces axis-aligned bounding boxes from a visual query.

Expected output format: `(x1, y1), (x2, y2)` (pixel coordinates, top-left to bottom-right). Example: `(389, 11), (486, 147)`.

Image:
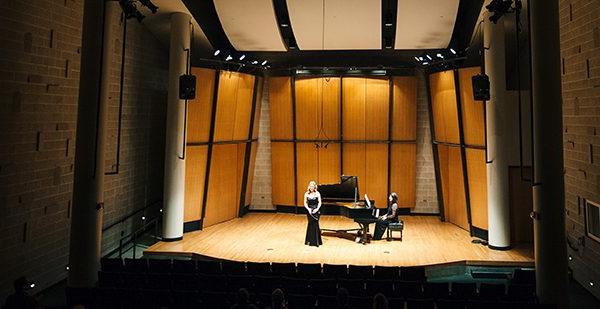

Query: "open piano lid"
(318, 176), (359, 201)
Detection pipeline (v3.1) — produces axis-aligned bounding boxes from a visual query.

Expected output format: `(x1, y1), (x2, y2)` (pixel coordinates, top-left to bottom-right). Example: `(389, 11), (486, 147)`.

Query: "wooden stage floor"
(145, 213), (534, 267)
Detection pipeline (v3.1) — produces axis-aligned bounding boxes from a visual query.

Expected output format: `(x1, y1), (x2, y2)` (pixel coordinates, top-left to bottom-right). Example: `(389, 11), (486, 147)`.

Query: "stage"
(145, 213), (534, 267)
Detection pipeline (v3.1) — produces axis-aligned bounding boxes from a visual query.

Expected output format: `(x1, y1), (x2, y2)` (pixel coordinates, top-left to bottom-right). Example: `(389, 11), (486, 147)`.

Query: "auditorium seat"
(172, 290), (202, 309)
(423, 282), (449, 299)
(226, 274), (254, 293)
(400, 266), (426, 282)
(338, 278), (366, 297)
(146, 272), (171, 290)
(172, 274), (199, 291)
(436, 298), (466, 309)
(365, 279), (394, 297)
(124, 258), (148, 273)
(255, 292), (272, 308)
(316, 294), (337, 308)
(478, 283), (506, 299)
(94, 287), (124, 308)
(394, 280), (423, 298)
(221, 260), (246, 274)
(506, 283), (536, 301)
(297, 263), (322, 278)
(253, 275), (281, 294)
(272, 262), (296, 277)
(287, 293), (316, 309)
(122, 272), (147, 289)
(172, 259), (196, 274)
(511, 269), (536, 285)
(148, 258), (172, 273)
(281, 276), (310, 293)
(323, 263), (348, 278)
(100, 257), (123, 272)
(97, 271), (122, 288)
(388, 297), (405, 308)
(197, 260), (222, 275)
(374, 265), (401, 280)
(198, 274), (227, 292)
(348, 296), (371, 309)
(348, 265), (374, 279)
(200, 291), (229, 309)
(246, 261), (271, 275)
(451, 282), (477, 299)
(310, 278), (337, 296)
(407, 298), (435, 309)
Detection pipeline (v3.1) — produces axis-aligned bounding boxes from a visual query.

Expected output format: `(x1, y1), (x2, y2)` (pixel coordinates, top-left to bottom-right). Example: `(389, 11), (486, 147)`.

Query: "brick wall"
(0, 0), (168, 299)
(251, 79), (274, 210)
(559, 0), (600, 300)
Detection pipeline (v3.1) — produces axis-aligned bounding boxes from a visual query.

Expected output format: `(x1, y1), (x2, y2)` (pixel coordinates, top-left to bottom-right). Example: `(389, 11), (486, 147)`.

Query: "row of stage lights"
(414, 48), (459, 66)
(213, 49), (269, 68)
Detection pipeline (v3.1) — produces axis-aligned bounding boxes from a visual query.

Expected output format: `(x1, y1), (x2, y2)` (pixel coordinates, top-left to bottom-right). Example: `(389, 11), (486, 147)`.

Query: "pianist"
(373, 192), (399, 240)
(304, 180), (323, 247)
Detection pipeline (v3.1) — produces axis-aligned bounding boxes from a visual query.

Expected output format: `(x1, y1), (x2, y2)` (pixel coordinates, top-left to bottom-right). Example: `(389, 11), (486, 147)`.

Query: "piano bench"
(386, 221), (404, 242)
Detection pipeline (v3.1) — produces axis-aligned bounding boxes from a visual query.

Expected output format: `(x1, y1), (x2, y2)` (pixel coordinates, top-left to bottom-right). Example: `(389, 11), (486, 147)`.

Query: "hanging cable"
(178, 22), (193, 160)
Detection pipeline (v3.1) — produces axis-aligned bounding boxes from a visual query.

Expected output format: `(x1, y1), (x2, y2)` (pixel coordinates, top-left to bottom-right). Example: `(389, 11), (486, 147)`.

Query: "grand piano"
(318, 176), (380, 244)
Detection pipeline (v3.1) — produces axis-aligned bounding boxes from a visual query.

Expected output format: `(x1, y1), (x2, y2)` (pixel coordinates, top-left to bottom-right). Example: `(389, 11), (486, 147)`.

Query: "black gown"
(305, 195), (323, 246)
(373, 202), (399, 240)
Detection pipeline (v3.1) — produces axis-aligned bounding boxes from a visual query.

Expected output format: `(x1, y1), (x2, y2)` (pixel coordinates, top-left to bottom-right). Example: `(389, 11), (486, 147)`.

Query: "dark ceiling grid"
(382, 0), (398, 49)
(272, 0), (298, 51)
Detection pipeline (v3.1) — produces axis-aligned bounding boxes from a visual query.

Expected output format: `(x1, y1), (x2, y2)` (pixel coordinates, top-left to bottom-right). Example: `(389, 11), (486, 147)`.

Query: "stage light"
(29, 283), (35, 289)
(590, 281), (595, 287)
(426, 55), (432, 61)
(450, 48), (457, 55)
(159, 208), (163, 212)
(119, 0), (145, 22)
(66, 266), (70, 271)
(138, 0), (159, 14)
(568, 255), (573, 261)
(436, 53), (444, 59)
(261, 60), (267, 66)
(213, 49), (220, 56)
(414, 56), (420, 61)
(422, 62), (429, 65)
(281, 23), (289, 27)
(419, 57), (424, 61)
(141, 216), (146, 221)
(252, 61), (258, 65)
(239, 54), (246, 60)
(226, 55), (233, 61)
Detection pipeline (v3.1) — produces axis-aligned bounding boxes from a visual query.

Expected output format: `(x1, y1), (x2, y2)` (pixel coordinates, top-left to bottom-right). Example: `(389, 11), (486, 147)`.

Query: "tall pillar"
(530, 0), (568, 306)
(68, 0), (119, 291)
(484, 18), (511, 249)
(162, 12), (191, 241)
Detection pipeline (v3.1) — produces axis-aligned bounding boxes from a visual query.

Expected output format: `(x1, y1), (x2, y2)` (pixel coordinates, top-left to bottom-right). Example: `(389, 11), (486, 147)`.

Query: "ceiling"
(143, 0), (482, 70)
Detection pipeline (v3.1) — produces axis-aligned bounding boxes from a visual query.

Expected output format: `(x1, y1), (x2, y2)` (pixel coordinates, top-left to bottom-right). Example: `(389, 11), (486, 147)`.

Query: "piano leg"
(358, 223), (370, 245)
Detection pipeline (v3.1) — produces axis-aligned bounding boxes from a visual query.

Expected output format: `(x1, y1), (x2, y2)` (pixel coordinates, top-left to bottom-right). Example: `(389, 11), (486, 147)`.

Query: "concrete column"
(484, 18), (511, 249)
(530, 0), (568, 306)
(162, 12), (191, 241)
(68, 0), (119, 289)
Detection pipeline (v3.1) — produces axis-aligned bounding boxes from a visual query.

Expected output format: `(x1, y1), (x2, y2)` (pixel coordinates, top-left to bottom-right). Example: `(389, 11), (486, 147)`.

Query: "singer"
(304, 180), (323, 247)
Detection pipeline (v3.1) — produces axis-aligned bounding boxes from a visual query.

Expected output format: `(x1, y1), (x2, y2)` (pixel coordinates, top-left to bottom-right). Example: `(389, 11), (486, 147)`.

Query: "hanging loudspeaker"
(179, 74), (196, 100)
(472, 73), (490, 101)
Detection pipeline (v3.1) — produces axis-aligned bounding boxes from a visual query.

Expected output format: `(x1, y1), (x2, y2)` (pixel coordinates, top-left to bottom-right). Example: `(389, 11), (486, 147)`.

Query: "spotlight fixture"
(450, 48), (457, 55)
(422, 62), (429, 65)
(436, 53), (444, 59)
(29, 283), (35, 289)
(141, 216), (146, 221)
(239, 54), (246, 60)
(591, 281), (595, 287)
(119, 0), (145, 22)
(213, 49), (220, 56)
(252, 61), (258, 65)
(261, 60), (267, 66)
(414, 57), (420, 61)
(419, 57), (424, 61)
(486, 0), (513, 24)
(426, 55), (432, 61)
(138, 0), (159, 14)
(281, 23), (289, 27)
(225, 55), (233, 61)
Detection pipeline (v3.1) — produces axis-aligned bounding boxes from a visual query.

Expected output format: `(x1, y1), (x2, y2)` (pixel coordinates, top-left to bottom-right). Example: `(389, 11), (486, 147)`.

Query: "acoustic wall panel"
(342, 77), (366, 140)
(187, 68), (216, 143)
(466, 148), (487, 230)
(269, 77), (294, 139)
(392, 76), (417, 140)
(271, 142), (296, 206)
(459, 67), (485, 146)
(438, 145), (469, 230)
(245, 141), (259, 206)
(365, 78), (389, 140)
(390, 144), (417, 208)
(365, 144), (389, 207)
(213, 71), (255, 142)
(430, 71), (460, 144)
(184, 146), (208, 223)
(295, 77), (341, 140)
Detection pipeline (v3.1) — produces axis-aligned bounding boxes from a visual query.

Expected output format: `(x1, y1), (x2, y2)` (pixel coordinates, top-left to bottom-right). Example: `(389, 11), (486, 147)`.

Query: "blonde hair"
(307, 180), (317, 193)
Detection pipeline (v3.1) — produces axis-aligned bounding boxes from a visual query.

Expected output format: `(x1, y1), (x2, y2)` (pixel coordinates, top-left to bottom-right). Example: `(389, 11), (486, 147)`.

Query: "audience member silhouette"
(230, 288), (258, 309)
(372, 293), (388, 309)
(336, 287), (349, 309)
(2, 277), (38, 309)
(266, 288), (287, 309)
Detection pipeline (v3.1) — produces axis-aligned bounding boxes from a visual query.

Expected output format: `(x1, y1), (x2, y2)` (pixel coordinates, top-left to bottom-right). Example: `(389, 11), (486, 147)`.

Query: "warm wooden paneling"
(296, 143), (319, 205)
(271, 142), (296, 206)
(252, 78), (264, 139)
(439, 145), (469, 230)
(295, 78), (320, 139)
(213, 71), (255, 141)
(342, 143), (366, 193)
(430, 70), (459, 144)
(365, 144), (388, 207)
(232, 73), (255, 140)
(342, 77), (366, 140)
(318, 143), (341, 185)
(390, 144), (416, 208)
(459, 67), (485, 146)
(187, 68), (215, 143)
(184, 146), (208, 223)
(466, 148), (487, 230)
(204, 144), (245, 227)
(269, 77), (293, 139)
(235, 143), (246, 217)
(365, 77), (389, 140)
(392, 76), (417, 140)
(322, 77), (341, 140)
(245, 142), (258, 206)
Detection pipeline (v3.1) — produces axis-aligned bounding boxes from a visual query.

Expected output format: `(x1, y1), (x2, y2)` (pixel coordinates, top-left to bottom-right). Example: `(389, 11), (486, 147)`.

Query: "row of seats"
(98, 271), (536, 302)
(93, 287), (550, 309)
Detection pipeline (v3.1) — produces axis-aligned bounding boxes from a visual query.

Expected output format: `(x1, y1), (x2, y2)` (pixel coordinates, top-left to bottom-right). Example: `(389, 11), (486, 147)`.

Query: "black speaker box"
(179, 74), (196, 100)
(472, 73), (490, 101)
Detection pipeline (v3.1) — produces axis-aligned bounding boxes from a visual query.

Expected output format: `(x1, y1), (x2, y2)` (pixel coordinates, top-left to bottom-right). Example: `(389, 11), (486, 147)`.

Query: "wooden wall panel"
(213, 71), (240, 141)
(204, 144), (241, 227)
(187, 68), (215, 143)
(390, 144), (416, 208)
(365, 78), (389, 140)
(430, 71), (459, 143)
(466, 148), (487, 230)
(245, 142), (258, 206)
(342, 143), (366, 193)
(271, 142), (295, 206)
(232, 73), (255, 140)
(296, 143), (319, 205)
(321, 77), (341, 139)
(235, 143), (247, 217)
(392, 76), (417, 140)
(438, 145), (469, 230)
(459, 67), (485, 146)
(295, 78), (320, 139)
(184, 146), (208, 223)
(342, 77), (366, 140)
(252, 78), (264, 139)
(318, 143), (341, 185)
(365, 144), (388, 207)
(269, 77), (293, 139)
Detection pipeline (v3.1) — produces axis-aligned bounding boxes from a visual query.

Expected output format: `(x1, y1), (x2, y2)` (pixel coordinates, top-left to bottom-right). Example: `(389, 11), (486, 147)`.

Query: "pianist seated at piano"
(304, 180), (323, 247)
(373, 192), (399, 240)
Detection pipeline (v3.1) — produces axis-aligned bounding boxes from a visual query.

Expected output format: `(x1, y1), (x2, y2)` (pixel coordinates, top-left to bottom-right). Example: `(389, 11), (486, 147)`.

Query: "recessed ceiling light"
(213, 49), (220, 56)
(226, 55), (233, 61)
(239, 54), (246, 60)
(261, 60), (267, 66)
(450, 48), (456, 54)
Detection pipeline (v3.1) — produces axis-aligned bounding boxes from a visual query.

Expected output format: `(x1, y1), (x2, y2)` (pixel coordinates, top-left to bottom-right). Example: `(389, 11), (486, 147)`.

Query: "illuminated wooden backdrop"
(428, 67), (487, 234)
(270, 76), (417, 209)
(184, 68), (263, 229)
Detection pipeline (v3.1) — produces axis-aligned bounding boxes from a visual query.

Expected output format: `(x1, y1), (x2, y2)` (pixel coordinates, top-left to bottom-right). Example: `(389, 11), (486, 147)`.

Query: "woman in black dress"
(304, 180), (323, 246)
(373, 192), (399, 240)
